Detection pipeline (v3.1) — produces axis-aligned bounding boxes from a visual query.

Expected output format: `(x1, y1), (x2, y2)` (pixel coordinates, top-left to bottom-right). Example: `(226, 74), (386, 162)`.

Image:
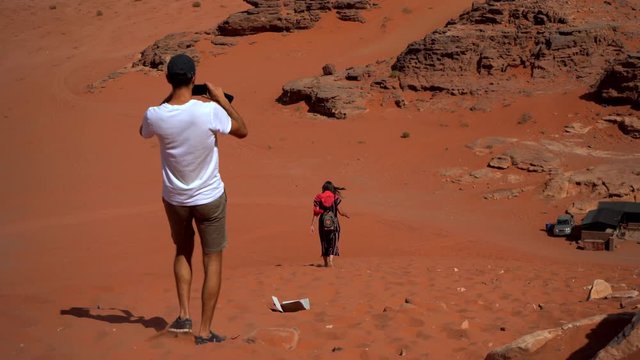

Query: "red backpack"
(320, 191), (337, 232)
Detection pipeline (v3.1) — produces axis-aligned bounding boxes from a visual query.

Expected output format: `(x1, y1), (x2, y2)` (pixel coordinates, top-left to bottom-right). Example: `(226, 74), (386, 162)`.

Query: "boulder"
(594, 53), (640, 108)
(488, 155), (512, 169)
(345, 66), (373, 81)
(603, 116), (640, 139)
(322, 63), (337, 76)
(589, 279), (613, 301)
(277, 76), (367, 119)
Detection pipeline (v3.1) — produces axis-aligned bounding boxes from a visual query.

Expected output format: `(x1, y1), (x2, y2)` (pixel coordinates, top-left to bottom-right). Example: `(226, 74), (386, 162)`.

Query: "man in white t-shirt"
(140, 53), (248, 345)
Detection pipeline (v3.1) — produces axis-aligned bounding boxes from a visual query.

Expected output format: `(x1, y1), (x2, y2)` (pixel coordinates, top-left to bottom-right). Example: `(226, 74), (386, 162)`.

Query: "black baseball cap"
(167, 54), (196, 77)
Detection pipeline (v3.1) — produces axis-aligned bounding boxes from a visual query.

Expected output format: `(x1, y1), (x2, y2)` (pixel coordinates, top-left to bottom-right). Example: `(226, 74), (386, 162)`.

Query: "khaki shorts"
(162, 193), (227, 254)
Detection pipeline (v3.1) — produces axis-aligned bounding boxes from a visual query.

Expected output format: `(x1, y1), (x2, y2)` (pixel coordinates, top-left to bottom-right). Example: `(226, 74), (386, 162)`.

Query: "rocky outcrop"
(483, 187), (530, 200)
(336, 9), (366, 23)
(133, 32), (201, 71)
(391, 0), (626, 95)
(485, 328), (563, 359)
(132, 1), (375, 73)
(543, 163), (640, 200)
(592, 312), (640, 360)
(485, 313), (637, 360)
(503, 144), (561, 173)
(277, 75), (368, 119)
(216, 0), (375, 36)
(603, 115), (640, 139)
(594, 53), (640, 108)
(466, 137), (518, 155)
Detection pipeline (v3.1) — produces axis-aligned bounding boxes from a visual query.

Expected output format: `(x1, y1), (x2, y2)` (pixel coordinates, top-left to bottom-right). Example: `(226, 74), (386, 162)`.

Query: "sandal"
(195, 331), (226, 345)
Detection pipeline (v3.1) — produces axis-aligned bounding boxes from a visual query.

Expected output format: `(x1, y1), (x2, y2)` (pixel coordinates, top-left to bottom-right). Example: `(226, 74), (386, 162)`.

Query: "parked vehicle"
(552, 214), (574, 236)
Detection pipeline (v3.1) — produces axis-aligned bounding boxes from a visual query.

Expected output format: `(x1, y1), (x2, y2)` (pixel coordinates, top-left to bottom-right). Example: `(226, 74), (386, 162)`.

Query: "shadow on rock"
(566, 312), (636, 360)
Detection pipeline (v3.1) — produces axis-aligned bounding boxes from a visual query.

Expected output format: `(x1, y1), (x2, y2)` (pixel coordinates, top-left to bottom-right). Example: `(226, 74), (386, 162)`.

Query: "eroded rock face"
(543, 163), (640, 200)
(504, 144), (561, 173)
(391, 0), (626, 95)
(594, 53), (640, 108)
(216, 0), (374, 36)
(485, 328), (563, 359)
(485, 313), (637, 360)
(592, 312), (640, 360)
(603, 115), (640, 139)
(277, 76), (367, 119)
(134, 32), (201, 71)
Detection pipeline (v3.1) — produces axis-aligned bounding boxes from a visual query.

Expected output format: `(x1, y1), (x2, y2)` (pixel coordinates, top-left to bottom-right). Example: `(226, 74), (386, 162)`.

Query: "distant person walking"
(310, 181), (349, 267)
(139, 54), (248, 345)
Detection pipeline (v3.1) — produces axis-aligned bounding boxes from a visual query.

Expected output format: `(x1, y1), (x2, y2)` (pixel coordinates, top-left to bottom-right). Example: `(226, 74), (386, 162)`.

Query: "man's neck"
(167, 87), (192, 105)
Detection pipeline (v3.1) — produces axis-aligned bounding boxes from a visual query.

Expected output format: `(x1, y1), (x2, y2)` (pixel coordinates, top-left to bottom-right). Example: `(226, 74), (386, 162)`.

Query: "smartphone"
(192, 84), (208, 96)
(192, 84), (234, 103)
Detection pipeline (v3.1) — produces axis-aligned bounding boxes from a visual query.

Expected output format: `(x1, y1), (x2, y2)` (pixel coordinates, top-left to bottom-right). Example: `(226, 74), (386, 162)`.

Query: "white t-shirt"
(141, 99), (232, 206)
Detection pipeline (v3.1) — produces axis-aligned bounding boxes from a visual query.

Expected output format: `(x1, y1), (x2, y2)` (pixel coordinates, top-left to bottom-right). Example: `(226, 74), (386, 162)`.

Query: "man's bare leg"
(198, 251), (223, 337)
(328, 255), (334, 267)
(174, 254), (193, 320)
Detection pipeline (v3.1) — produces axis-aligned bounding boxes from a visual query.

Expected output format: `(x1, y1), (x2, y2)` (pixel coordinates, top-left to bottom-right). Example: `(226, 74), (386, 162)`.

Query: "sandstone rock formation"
(543, 163), (640, 200)
(589, 279), (613, 301)
(277, 75), (368, 119)
(336, 9), (366, 23)
(132, 1), (376, 73)
(216, 0), (375, 36)
(485, 328), (563, 360)
(488, 155), (512, 170)
(503, 144), (561, 173)
(391, 0), (627, 95)
(603, 115), (640, 139)
(134, 32), (201, 71)
(483, 187), (529, 200)
(485, 313), (637, 360)
(592, 312), (640, 360)
(594, 53), (640, 108)
(466, 137), (518, 156)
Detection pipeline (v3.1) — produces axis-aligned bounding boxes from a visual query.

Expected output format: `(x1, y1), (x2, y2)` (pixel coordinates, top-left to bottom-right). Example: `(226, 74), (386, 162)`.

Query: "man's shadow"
(60, 307), (168, 333)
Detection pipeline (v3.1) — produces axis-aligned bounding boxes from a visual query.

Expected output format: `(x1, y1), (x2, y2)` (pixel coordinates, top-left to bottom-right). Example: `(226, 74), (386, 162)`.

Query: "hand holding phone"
(192, 84), (234, 103)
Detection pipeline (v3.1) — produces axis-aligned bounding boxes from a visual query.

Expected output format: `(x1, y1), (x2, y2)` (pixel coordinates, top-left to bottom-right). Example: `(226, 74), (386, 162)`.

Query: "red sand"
(1, 1), (638, 359)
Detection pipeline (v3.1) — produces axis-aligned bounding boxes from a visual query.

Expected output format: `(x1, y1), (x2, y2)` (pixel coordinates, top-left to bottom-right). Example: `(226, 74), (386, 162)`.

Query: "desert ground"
(0, 0), (639, 359)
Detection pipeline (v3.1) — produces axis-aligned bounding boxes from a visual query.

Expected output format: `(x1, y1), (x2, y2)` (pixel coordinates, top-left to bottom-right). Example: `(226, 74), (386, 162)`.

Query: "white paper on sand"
(272, 296), (311, 313)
